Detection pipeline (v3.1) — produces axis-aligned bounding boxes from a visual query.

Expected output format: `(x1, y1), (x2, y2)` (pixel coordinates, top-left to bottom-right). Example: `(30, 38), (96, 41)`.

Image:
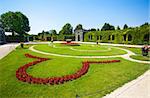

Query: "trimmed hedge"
(84, 25), (150, 45)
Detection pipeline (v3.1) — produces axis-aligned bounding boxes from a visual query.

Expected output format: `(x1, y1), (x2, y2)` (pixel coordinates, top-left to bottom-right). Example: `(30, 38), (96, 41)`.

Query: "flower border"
(16, 54), (120, 85)
(61, 42), (80, 46)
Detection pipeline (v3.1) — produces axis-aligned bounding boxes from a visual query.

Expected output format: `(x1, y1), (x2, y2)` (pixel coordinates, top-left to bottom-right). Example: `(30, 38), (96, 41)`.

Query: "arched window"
(88, 35), (90, 40)
(144, 34), (149, 41)
(112, 35), (115, 40)
(108, 35), (111, 40)
(100, 35), (102, 40)
(91, 35), (93, 40)
(97, 36), (99, 40)
(123, 34), (126, 41)
(128, 34), (132, 41)
(88, 35), (93, 40)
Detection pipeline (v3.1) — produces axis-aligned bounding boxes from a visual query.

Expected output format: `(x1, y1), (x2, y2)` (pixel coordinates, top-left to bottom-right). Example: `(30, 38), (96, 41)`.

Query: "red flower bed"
(16, 54), (120, 85)
(61, 42), (80, 46)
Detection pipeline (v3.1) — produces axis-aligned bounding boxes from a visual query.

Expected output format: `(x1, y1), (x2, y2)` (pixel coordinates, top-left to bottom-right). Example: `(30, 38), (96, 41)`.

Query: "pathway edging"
(29, 44), (150, 64)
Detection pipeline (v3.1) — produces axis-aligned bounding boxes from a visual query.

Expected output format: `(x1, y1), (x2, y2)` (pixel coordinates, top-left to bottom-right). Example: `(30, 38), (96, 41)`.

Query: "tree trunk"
(19, 34), (24, 42)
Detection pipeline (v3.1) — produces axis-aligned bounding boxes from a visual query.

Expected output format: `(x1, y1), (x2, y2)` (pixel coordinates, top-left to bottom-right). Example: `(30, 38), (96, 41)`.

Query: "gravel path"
(29, 43), (150, 64)
(0, 43), (19, 59)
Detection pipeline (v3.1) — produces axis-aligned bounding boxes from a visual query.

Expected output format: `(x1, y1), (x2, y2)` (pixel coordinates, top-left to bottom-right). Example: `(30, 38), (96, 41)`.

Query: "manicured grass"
(121, 47), (142, 54)
(119, 46), (150, 61)
(0, 45), (149, 98)
(34, 44), (127, 56)
(131, 55), (150, 61)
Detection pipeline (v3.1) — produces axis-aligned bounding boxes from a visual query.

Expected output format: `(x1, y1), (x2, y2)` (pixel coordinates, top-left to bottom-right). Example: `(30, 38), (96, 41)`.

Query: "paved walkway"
(103, 70), (150, 98)
(0, 43), (19, 59)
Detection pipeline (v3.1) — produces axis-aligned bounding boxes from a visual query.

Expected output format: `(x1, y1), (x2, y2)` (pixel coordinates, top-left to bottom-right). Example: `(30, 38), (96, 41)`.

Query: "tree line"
(0, 11), (148, 37)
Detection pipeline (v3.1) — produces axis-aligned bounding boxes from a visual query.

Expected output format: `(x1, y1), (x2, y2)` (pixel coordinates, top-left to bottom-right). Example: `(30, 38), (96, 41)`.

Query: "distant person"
(142, 45), (149, 56)
(51, 37), (53, 43)
(96, 41), (98, 45)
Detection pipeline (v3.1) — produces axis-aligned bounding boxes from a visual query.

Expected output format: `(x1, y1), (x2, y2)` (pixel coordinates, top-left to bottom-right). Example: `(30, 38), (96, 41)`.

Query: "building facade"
(74, 25), (149, 45)
(75, 29), (88, 42)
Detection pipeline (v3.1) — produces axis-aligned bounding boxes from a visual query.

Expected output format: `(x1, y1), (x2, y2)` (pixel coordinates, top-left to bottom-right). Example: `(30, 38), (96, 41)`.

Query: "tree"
(50, 30), (57, 35)
(140, 22), (149, 27)
(0, 21), (4, 29)
(101, 23), (115, 31)
(74, 24), (83, 30)
(59, 23), (73, 35)
(0, 11), (30, 38)
(90, 28), (96, 31)
(117, 26), (121, 30)
(123, 24), (128, 29)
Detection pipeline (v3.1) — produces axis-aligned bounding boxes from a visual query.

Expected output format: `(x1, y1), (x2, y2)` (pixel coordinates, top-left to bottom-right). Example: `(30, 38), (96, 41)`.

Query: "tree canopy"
(0, 11), (30, 35)
(101, 23), (115, 31)
(140, 22), (149, 27)
(117, 26), (121, 30)
(123, 24), (128, 29)
(74, 24), (83, 30)
(50, 30), (57, 35)
(59, 23), (73, 35)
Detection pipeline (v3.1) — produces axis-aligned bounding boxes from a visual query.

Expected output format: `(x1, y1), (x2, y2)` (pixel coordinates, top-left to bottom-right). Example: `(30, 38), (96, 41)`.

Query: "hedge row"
(84, 25), (150, 45)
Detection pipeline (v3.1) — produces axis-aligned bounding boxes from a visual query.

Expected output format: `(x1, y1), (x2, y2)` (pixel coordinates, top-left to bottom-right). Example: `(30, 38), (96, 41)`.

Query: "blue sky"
(0, 0), (149, 34)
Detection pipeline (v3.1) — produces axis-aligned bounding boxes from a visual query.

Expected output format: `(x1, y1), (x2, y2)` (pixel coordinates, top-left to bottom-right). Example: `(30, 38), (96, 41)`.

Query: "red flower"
(16, 53), (120, 85)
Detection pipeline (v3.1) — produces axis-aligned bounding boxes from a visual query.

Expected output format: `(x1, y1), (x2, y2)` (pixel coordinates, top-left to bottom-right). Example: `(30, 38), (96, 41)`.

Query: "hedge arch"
(143, 34), (149, 41)
(112, 35), (115, 40)
(108, 35), (111, 40)
(123, 34), (127, 41)
(96, 35), (102, 41)
(128, 34), (132, 41)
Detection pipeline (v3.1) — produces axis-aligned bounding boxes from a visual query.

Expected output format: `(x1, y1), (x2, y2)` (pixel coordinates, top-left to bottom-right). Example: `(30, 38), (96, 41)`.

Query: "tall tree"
(140, 22), (149, 27)
(59, 23), (73, 35)
(74, 24), (83, 30)
(0, 11), (30, 37)
(101, 23), (115, 31)
(123, 24), (128, 29)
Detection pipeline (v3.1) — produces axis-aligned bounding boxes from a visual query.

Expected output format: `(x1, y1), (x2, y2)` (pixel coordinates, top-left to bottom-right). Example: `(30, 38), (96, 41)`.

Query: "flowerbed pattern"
(61, 42), (80, 46)
(16, 54), (120, 85)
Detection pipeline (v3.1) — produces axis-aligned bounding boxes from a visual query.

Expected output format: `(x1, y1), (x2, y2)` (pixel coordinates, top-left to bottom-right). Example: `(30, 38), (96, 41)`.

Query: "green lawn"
(119, 46), (150, 61)
(34, 44), (127, 56)
(0, 45), (149, 98)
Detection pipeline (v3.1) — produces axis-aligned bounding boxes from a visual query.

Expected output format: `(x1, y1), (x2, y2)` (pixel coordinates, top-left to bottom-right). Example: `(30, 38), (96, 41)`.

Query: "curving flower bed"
(61, 42), (80, 46)
(16, 54), (120, 85)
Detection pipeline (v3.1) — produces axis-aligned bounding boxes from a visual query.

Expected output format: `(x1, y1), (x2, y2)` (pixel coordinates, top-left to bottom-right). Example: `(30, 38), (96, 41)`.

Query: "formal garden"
(0, 41), (149, 98)
(0, 8), (149, 98)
